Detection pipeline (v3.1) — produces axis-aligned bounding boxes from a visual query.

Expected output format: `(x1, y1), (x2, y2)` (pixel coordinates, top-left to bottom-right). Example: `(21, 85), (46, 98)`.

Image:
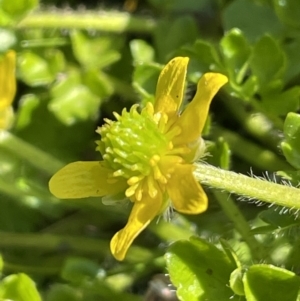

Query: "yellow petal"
(0, 51), (16, 110)
(110, 193), (163, 261)
(49, 161), (127, 199)
(167, 164), (207, 214)
(172, 73), (228, 145)
(154, 57), (189, 117)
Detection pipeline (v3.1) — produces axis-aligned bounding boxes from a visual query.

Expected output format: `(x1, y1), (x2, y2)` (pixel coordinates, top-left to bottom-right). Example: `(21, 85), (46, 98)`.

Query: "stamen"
(144, 102), (154, 116)
(165, 125), (182, 140)
(157, 113), (168, 133)
(128, 175), (144, 185)
(129, 163), (144, 171)
(135, 184), (143, 201)
(152, 112), (161, 124)
(150, 155), (161, 166)
(167, 146), (190, 156)
(147, 175), (159, 198)
(113, 169), (125, 177)
(125, 183), (139, 197)
(167, 141), (173, 150)
(152, 165), (167, 184)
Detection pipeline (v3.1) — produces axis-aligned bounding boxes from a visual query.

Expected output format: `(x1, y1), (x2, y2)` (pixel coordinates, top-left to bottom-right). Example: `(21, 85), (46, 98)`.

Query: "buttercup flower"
(49, 57), (228, 260)
(0, 50), (16, 129)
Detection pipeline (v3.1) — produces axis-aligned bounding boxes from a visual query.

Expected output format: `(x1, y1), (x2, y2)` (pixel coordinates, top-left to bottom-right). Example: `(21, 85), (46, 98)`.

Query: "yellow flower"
(0, 50), (16, 129)
(49, 57), (228, 261)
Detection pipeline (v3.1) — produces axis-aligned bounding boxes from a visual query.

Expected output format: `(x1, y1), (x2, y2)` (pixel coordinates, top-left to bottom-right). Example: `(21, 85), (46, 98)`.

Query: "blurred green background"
(2, 0), (300, 300)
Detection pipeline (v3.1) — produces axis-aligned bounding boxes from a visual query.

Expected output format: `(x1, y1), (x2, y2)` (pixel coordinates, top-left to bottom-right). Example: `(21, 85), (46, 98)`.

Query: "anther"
(150, 155), (161, 166)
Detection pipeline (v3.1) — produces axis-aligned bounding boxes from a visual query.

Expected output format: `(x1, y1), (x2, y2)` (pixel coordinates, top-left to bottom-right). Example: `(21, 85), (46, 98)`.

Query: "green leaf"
(0, 273), (41, 301)
(130, 39), (154, 63)
(249, 35), (286, 94)
(237, 76), (258, 100)
(259, 209), (300, 228)
(284, 37), (300, 82)
(45, 49), (66, 76)
(165, 236), (237, 301)
(276, 170), (300, 185)
(205, 138), (231, 169)
(243, 264), (300, 301)
(46, 284), (81, 301)
(179, 40), (224, 87)
(223, 0), (283, 42)
(132, 62), (161, 104)
(260, 86), (300, 116)
(82, 69), (114, 99)
(250, 225), (277, 235)
(15, 94), (40, 130)
(273, 0), (300, 29)
(154, 16), (199, 62)
(61, 257), (101, 284)
(18, 51), (54, 86)
(219, 28), (261, 99)
(230, 268), (245, 296)
(70, 31), (122, 68)
(193, 40), (221, 65)
(1, 0), (38, 19)
(219, 239), (242, 269)
(220, 28), (251, 85)
(49, 69), (100, 125)
(281, 113), (300, 169)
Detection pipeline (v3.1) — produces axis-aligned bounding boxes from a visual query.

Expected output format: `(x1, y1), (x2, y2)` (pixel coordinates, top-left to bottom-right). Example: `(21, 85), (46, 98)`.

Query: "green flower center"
(96, 104), (170, 179)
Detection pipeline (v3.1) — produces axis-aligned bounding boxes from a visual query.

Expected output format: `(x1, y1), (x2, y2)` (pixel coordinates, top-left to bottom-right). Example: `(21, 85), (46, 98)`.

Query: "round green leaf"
(70, 31), (121, 68)
(220, 28), (251, 85)
(249, 35), (286, 94)
(243, 264), (300, 301)
(184, 39), (222, 73)
(132, 62), (160, 104)
(223, 0), (283, 42)
(281, 113), (300, 169)
(154, 16), (198, 62)
(273, 0), (300, 28)
(49, 70), (100, 125)
(130, 39), (154, 63)
(230, 268), (245, 296)
(165, 236), (238, 301)
(18, 51), (54, 86)
(0, 273), (41, 301)
(260, 87), (300, 116)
